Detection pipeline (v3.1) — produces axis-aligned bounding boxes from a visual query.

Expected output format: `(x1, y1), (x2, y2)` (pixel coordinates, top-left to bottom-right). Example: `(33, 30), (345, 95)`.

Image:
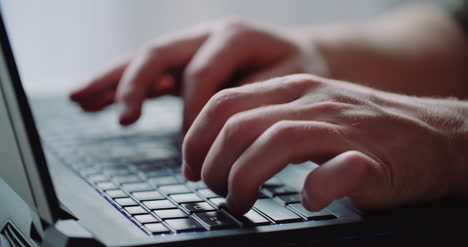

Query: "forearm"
(298, 4), (468, 98)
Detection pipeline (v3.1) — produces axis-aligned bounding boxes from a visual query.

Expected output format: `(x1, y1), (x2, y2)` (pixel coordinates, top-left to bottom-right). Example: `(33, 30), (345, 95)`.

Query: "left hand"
(182, 73), (468, 215)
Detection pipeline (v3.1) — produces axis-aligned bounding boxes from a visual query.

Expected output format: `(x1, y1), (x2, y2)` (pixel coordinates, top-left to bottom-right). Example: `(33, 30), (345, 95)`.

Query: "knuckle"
(221, 113), (251, 144)
(206, 89), (243, 117)
(341, 151), (376, 177)
(183, 65), (214, 83)
(267, 120), (297, 141)
(219, 17), (250, 32)
(308, 102), (351, 114)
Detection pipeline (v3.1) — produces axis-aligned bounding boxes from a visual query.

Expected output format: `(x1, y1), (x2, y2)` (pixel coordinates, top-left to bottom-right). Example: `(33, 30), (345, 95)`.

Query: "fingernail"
(116, 103), (128, 117)
(225, 195), (236, 212)
(182, 161), (194, 181)
(301, 190), (316, 211)
(116, 103), (132, 125)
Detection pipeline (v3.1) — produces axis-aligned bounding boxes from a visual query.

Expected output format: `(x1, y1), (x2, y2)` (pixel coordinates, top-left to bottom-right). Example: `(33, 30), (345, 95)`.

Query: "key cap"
(158, 185), (191, 195)
(197, 189), (219, 198)
(277, 194), (301, 205)
(124, 206), (148, 215)
(180, 202), (215, 213)
(239, 210), (270, 226)
(96, 182), (118, 191)
(209, 198), (226, 208)
(148, 176), (180, 186)
(87, 174), (108, 183)
(194, 211), (238, 230)
(253, 199), (301, 223)
(134, 214), (159, 224)
(121, 182), (153, 192)
(115, 198), (138, 207)
(105, 189), (127, 198)
(288, 203), (336, 220)
(263, 186), (297, 197)
(153, 209), (188, 219)
(170, 193), (203, 203)
(144, 169), (171, 178)
(132, 191), (164, 201)
(112, 175), (141, 184)
(103, 169), (133, 177)
(186, 181), (207, 190)
(165, 218), (205, 232)
(79, 168), (100, 177)
(144, 200), (177, 210)
(144, 223), (171, 234)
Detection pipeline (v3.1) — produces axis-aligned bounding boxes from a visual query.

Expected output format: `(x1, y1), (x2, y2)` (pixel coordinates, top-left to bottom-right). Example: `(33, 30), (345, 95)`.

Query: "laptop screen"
(0, 10), (59, 225)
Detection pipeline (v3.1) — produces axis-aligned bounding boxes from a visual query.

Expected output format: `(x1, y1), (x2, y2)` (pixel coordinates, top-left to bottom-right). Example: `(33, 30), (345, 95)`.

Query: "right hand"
(69, 18), (328, 131)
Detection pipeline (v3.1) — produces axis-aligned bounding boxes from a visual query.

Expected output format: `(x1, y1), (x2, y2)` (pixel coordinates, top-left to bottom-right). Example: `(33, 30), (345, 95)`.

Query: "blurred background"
(2, 0), (443, 95)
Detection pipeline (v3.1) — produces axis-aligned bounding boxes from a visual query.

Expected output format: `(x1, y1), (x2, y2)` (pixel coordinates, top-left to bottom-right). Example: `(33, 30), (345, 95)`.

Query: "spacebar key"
(253, 199), (302, 223)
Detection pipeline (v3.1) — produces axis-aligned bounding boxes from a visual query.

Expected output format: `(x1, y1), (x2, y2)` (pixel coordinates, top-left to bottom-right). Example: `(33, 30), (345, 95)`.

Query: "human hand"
(182, 73), (468, 215)
(69, 19), (327, 130)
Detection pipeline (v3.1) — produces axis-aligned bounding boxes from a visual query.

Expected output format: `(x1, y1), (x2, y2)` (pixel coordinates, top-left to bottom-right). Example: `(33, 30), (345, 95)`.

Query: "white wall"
(1, 0), (441, 95)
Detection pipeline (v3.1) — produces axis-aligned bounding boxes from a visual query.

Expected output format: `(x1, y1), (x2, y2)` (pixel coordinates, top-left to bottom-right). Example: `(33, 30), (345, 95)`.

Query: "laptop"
(0, 6), (465, 247)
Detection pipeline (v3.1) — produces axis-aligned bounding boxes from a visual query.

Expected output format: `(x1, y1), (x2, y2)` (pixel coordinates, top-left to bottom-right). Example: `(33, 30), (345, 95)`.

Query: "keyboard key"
(262, 177), (284, 187)
(87, 174), (108, 183)
(154, 209), (188, 219)
(144, 200), (177, 210)
(257, 191), (269, 198)
(158, 185), (191, 195)
(121, 182), (153, 192)
(194, 211), (238, 230)
(277, 194), (301, 205)
(102, 168), (133, 177)
(263, 186), (298, 197)
(253, 199), (301, 223)
(132, 191), (164, 201)
(79, 168), (100, 177)
(165, 218), (205, 233)
(180, 202), (215, 213)
(144, 169), (171, 178)
(144, 223), (171, 234)
(288, 203), (336, 220)
(186, 181), (207, 190)
(239, 210), (270, 226)
(112, 175), (141, 184)
(148, 176), (179, 186)
(105, 189), (127, 198)
(124, 206), (148, 215)
(96, 182), (118, 191)
(134, 214), (159, 224)
(170, 193), (203, 203)
(115, 198), (138, 207)
(197, 189), (219, 198)
(209, 198), (226, 208)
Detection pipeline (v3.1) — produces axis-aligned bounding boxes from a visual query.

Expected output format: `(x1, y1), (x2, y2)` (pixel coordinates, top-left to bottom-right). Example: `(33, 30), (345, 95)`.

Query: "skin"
(70, 4), (468, 215)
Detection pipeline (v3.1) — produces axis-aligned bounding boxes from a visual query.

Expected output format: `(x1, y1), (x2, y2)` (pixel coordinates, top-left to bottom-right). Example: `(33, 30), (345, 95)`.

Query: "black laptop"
(0, 5), (466, 247)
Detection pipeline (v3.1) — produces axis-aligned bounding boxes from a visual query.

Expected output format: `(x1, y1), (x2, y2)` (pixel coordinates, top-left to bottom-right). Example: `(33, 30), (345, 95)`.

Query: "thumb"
(301, 150), (387, 211)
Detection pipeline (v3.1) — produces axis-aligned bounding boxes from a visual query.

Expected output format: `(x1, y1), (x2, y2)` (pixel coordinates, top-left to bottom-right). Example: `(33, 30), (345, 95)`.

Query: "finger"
(301, 150), (384, 212)
(224, 120), (353, 215)
(237, 58), (305, 86)
(70, 57), (129, 102)
(116, 29), (210, 125)
(181, 27), (256, 131)
(200, 101), (352, 195)
(182, 75), (318, 181)
(79, 90), (116, 112)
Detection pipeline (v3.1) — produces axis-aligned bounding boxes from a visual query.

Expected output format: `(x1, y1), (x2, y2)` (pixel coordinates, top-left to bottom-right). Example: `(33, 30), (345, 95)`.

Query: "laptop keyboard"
(32, 97), (336, 236)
